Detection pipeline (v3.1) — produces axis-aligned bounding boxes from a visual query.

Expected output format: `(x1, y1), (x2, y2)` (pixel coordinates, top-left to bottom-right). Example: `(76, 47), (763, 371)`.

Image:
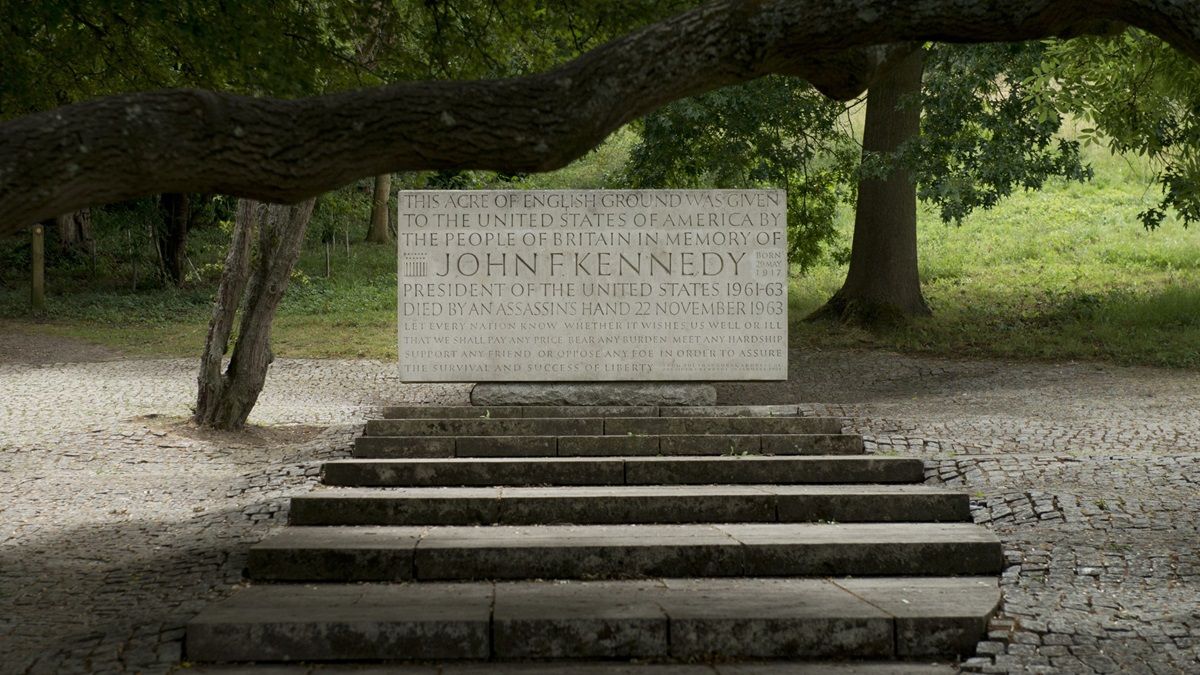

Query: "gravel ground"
(1, 337), (1197, 674)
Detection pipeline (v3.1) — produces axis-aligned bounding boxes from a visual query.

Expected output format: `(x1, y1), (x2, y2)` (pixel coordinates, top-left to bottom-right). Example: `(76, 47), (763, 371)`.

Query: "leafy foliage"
(914, 42), (1091, 224)
(622, 76), (858, 270)
(1028, 29), (1200, 230)
(621, 43), (1094, 271)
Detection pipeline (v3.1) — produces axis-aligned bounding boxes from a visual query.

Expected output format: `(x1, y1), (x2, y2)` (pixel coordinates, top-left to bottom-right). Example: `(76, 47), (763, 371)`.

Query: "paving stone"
(833, 577), (1001, 656)
(365, 417), (604, 437)
(248, 528), (421, 581)
(321, 457), (625, 487)
(492, 580), (669, 659)
(660, 405), (802, 417)
(413, 524), (744, 580)
(289, 485), (968, 526)
(186, 584), (491, 661)
(353, 436), (454, 458)
(289, 489), (503, 526)
(494, 486), (774, 525)
(248, 523), (999, 581)
(715, 665), (956, 674)
(657, 434), (762, 455)
(381, 405), (659, 418)
(716, 523), (1003, 576)
(760, 433), (864, 455)
(440, 666), (715, 675)
(770, 485), (970, 523)
(604, 417), (845, 436)
(658, 578), (893, 659)
(454, 435), (557, 457)
(440, 663), (715, 674)
(558, 435), (661, 456)
(187, 578), (989, 664)
(624, 456), (925, 485)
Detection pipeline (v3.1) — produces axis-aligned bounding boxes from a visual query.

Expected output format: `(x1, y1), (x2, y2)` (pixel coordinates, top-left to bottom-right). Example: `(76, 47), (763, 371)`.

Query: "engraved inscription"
(397, 189), (787, 381)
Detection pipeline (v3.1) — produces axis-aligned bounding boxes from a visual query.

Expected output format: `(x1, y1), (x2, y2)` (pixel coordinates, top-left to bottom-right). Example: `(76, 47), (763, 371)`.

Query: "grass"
(2, 132), (1198, 368)
(789, 143), (1200, 368)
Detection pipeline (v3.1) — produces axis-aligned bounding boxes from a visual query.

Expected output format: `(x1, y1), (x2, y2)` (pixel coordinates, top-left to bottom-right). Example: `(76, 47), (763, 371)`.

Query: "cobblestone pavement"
(725, 352), (1200, 674)
(2, 339), (1198, 674)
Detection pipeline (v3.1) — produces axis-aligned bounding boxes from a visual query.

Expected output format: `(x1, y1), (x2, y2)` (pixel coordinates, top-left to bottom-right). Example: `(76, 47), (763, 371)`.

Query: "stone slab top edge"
(470, 382), (719, 407)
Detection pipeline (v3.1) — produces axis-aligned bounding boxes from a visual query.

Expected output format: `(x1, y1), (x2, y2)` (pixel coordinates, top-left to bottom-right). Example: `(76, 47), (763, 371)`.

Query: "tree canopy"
(1, 0), (1199, 233)
(1030, 29), (1200, 229)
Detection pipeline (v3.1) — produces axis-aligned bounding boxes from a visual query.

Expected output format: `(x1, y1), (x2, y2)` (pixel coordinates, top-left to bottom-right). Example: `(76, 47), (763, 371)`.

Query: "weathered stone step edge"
(289, 485), (970, 526)
(183, 662), (958, 674)
(187, 577), (999, 663)
(353, 433), (864, 458)
(321, 456), (925, 487)
(363, 417), (847, 438)
(247, 523), (1003, 581)
(187, 576), (993, 658)
(380, 404), (823, 419)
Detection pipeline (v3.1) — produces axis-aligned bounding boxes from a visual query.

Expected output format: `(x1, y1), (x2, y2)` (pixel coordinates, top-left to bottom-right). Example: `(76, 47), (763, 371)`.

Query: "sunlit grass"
(789, 143), (1200, 368)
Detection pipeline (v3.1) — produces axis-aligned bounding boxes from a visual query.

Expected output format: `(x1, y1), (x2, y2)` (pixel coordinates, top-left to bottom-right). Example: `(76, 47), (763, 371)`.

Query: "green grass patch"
(789, 144), (1200, 368)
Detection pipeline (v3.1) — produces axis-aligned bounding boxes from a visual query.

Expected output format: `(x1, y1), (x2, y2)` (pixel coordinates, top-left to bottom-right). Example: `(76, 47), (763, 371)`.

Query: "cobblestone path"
(2, 340), (1198, 674)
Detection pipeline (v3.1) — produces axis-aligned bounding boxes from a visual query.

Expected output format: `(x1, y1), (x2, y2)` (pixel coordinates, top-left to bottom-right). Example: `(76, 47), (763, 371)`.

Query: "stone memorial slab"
(397, 189), (787, 382)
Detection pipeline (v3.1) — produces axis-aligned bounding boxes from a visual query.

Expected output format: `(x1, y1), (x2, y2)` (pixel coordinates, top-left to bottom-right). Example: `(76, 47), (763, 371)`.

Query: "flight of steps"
(187, 405), (1002, 668)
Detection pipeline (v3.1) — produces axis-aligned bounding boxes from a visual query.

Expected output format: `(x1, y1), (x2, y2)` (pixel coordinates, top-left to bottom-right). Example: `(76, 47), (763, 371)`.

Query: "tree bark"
(366, 173), (392, 243)
(193, 198), (316, 430)
(195, 199), (258, 426)
(157, 193), (190, 285)
(811, 47), (930, 324)
(0, 0), (1192, 233)
(51, 209), (93, 254)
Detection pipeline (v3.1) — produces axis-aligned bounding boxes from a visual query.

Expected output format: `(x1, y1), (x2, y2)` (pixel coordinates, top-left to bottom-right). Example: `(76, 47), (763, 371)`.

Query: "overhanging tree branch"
(0, 0), (1193, 233)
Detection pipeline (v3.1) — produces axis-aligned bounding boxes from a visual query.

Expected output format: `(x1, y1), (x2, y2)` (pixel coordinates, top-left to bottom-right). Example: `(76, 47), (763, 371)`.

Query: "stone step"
(381, 405), (660, 418)
(320, 456), (925, 487)
(353, 433), (864, 458)
(363, 416), (846, 437)
(289, 485), (970, 526)
(186, 663), (958, 674)
(379, 404), (817, 419)
(247, 523), (1002, 581)
(187, 577), (999, 662)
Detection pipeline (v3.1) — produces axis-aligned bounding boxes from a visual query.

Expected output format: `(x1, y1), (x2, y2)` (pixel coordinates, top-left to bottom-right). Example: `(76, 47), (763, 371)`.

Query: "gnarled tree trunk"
(366, 174), (392, 243)
(811, 47), (930, 324)
(193, 198), (316, 430)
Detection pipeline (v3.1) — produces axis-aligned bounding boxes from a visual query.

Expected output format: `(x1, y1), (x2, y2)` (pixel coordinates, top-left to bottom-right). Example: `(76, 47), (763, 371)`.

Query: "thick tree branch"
(800, 44), (918, 101)
(1, 0), (1195, 233)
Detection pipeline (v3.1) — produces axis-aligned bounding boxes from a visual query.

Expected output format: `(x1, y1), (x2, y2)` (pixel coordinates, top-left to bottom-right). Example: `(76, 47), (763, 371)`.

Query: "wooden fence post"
(31, 224), (45, 313)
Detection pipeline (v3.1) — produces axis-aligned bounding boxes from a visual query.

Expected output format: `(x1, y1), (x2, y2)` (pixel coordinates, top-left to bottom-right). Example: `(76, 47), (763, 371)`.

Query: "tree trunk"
(157, 192), (191, 285)
(193, 198), (316, 430)
(52, 209), (93, 254)
(810, 47), (930, 324)
(366, 173), (392, 243)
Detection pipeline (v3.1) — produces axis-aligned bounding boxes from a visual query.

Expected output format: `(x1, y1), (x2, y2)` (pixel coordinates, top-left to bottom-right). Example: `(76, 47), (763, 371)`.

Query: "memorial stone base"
(470, 381), (717, 406)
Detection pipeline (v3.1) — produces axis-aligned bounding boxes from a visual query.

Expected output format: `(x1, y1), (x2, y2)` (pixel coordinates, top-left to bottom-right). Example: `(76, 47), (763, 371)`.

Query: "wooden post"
(31, 224), (45, 313)
(325, 240), (332, 278)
